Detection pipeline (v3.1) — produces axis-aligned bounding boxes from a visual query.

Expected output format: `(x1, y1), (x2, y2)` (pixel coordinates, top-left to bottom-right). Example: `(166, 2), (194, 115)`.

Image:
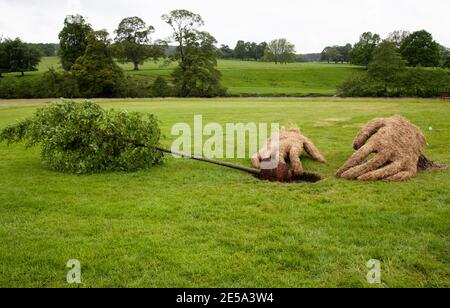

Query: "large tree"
(113, 17), (164, 71)
(400, 30), (440, 67)
(59, 15), (93, 71)
(264, 39), (296, 64)
(162, 9), (204, 63)
(444, 55), (450, 69)
(71, 31), (125, 98)
(438, 45), (449, 68)
(368, 41), (406, 94)
(321, 46), (342, 63)
(256, 42), (268, 61)
(0, 39), (8, 77)
(234, 40), (247, 60)
(386, 30), (410, 49)
(338, 44), (353, 63)
(219, 44), (234, 59)
(0, 38), (41, 76)
(232, 41), (267, 60)
(162, 10), (225, 97)
(442, 46), (450, 68)
(350, 32), (381, 67)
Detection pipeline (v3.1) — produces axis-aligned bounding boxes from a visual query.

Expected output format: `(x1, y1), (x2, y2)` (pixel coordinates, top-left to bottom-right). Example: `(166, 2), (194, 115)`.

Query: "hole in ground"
(257, 162), (322, 183)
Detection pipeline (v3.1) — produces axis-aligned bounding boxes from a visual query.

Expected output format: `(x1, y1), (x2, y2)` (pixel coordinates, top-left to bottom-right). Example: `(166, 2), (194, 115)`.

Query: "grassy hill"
(5, 57), (363, 97)
(125, 60), (362, 96)
(0, 97), (448, 287)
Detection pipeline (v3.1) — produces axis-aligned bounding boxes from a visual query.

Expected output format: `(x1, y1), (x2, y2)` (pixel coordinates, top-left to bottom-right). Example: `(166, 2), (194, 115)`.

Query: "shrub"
(0, 77), (37, 99)
(0, 71), (157, 99)
(118, 76), (150, 98)
(35, 69), (80, 98)
(151, 76), (172, 97)
(337, 75), (386, 97)
(338, 67), (450, 97)
(0, 101), (164, 173)
(0, 77), (19, 98)
(400, 68), (450, 97)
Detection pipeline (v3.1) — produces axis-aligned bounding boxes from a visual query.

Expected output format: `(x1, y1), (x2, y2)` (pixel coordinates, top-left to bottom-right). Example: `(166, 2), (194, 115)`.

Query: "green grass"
(0, 98), (449, 288)
(126, 60), (362, 96)
(4, 57), (363, 96)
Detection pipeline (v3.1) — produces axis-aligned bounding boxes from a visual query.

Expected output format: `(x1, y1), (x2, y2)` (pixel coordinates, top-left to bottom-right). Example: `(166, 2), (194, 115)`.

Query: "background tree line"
(322, 29), (449, 69)
(319, 29), (450, 97)
(1, 17), (449, 99)
(0, 10), (226, 98)
(338, 39), (450, 97)
(220, 39), (298, 64)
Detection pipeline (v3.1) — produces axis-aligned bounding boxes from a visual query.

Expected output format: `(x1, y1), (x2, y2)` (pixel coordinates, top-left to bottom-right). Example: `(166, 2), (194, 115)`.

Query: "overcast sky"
(0, 0), (449, 53)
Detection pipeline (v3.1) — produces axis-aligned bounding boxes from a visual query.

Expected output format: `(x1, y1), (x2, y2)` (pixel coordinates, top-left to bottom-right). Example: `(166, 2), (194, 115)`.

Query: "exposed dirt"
(418, 155), (447, 171)
(258, 162), (321, 183)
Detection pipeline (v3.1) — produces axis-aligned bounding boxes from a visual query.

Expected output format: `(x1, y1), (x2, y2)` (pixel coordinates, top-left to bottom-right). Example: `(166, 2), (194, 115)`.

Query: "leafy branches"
(0, 101), (164, 173)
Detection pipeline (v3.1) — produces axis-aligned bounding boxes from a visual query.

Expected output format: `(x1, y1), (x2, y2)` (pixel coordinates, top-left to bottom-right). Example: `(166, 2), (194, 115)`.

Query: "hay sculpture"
(336, 115), (446, 181)
(252, 128), (326, 182)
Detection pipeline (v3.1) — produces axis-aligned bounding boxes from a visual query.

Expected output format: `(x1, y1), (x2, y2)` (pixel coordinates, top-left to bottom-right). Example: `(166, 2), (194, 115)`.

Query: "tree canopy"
(113, 16), (165, 70)
(233, 41), (267, 61)
(400, 30), (441, 67)
(264, 39), (296, 64)
(368, 41), (406, 94)
(59, 15), (93, 71)
(386, 30), (410, 49)
(443, 51), (450, 68)
(321, 44), (352, 63)
(71, 30), (125, 98)
(349, 32), (381, 67)
(0, 38), (41, 76)
(0, 39), (9, 77)
(218, 44), (234, 59)
(163, 9), (225, 97)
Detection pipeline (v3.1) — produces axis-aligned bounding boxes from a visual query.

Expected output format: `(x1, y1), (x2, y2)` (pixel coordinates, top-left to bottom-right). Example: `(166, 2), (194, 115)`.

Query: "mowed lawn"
(126, 60), (362, 96)
(0, 98), (449, 288)
(4, 57), (363, 96)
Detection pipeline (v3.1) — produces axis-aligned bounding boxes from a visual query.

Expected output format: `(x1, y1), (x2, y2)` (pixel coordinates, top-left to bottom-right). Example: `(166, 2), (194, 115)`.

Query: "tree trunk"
(133, 62), (139, 71)
(21, 71), (24, 77)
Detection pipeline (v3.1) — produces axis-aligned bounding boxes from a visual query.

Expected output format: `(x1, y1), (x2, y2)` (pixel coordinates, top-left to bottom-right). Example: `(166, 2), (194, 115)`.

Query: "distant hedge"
(338, 68), (450, 98)
(0, 69), (174, 99)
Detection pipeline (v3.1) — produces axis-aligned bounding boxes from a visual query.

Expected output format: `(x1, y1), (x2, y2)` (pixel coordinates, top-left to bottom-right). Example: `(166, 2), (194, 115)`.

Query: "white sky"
(0, 0), (449, 53)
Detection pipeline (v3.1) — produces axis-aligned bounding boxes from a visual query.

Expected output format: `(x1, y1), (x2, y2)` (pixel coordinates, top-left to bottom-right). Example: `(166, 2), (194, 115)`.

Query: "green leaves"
(58, 15), (93, 71)
(113, 17), (163, 70)
(0, 101), (164, 174)
(0, 38), (42, 76)
(71, 31), (126, 98)
(400, 30), (441, 67)
(349, 32), (381, 67)
(162, 10), (225, 98)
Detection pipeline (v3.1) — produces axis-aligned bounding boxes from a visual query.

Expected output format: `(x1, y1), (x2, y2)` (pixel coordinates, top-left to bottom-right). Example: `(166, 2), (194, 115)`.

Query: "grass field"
(0, 98), (449, 288)
(3, 57), (363, 96)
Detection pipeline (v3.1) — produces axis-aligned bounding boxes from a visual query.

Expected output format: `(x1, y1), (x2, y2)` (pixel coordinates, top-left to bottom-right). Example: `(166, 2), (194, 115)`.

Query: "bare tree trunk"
(133, 62), (139, 71)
